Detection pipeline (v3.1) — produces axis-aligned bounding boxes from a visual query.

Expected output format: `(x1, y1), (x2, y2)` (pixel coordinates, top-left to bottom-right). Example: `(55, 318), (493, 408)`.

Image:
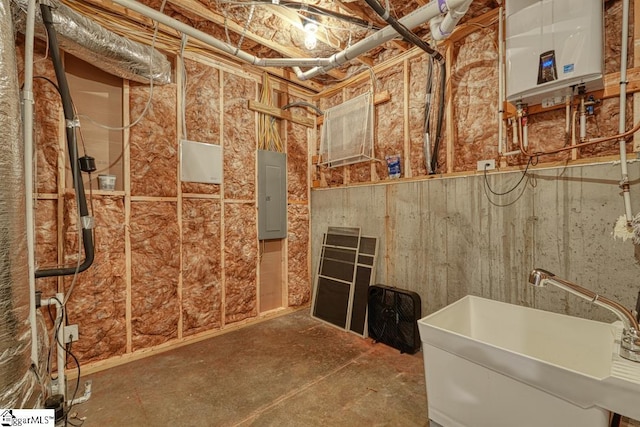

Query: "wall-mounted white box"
(180, 140), (222, 184)
(505, 0), (603, 105)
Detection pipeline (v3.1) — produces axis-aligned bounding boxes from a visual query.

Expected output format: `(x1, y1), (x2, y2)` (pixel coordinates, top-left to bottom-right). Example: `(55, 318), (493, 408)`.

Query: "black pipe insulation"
(431, 61), (446, 173)
(610, 413), (621, 427)
(362, 0), (444, 62)
(362, 0), (446, 172)
(36, 3), (94, 278)
(282, 101), (323, 116)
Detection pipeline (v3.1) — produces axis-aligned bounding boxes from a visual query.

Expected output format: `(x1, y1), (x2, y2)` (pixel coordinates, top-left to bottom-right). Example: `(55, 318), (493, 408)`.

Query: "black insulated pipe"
(363, 0), (444, 62)
(362, 0), (446, 172)
(36, 4), (94, 278)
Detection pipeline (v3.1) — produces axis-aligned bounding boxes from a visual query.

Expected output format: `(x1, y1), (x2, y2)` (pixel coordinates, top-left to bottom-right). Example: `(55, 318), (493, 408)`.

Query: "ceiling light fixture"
(303, 17), (318, 50)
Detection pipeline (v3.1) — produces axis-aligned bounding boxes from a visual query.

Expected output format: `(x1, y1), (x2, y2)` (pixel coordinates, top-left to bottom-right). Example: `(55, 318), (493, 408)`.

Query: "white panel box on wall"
(180, 139), (223, 184)
(505, 0), (603, 105)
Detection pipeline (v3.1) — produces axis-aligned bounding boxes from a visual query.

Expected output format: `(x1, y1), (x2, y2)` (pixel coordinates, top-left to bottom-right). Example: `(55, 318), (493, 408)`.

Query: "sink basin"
(418, 295), (640, 427)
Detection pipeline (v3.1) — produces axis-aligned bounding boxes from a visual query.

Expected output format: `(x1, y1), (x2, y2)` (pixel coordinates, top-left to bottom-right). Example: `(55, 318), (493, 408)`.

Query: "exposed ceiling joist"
(263, 4), (376, 69)
(333, 0), (410, 52)
(168, 0), (347, 80)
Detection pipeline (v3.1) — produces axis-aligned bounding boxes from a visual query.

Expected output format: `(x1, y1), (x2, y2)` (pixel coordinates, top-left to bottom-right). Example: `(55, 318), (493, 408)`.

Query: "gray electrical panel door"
(258, 150), (287, 240)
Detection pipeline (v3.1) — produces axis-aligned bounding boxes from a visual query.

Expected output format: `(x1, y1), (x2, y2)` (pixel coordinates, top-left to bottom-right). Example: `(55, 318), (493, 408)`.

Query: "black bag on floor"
(368, 284), (422, 354)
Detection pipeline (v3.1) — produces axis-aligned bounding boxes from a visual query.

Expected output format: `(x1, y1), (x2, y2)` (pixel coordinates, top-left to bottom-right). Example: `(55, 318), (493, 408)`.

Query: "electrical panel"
(505, 0), (603, 105)
(257, 150), (287, 240)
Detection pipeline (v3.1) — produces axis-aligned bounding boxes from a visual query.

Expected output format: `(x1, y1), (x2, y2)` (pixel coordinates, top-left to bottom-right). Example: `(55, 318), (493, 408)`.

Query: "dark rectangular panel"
(359, 237), (377, 255)
(349, 266), (372, 335)
(313, 277), (350, 328)
(326, 233), (359, 248)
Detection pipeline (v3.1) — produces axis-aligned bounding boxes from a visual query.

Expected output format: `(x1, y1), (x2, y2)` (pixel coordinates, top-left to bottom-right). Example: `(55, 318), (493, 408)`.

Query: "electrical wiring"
(46, 297), (82, 427)
(74, 0), (168, 132)
(31, 75), (95, 292)
(428, 59), (446, 173)
(236, 4), (255, 51)
(257, 73), (284, 152)
(282, 101), (323, 116)
(483, 156), (535, 196)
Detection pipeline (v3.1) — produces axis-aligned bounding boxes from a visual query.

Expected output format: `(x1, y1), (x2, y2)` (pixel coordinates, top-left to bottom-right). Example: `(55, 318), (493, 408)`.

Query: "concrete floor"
(74, 310), (429, 426)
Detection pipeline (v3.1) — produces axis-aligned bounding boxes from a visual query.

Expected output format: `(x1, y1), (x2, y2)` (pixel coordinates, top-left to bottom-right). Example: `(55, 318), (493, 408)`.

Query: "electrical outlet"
(49, 378), (59, 395)
(64, 324), (79, 344)
(477, 159), (496, 171)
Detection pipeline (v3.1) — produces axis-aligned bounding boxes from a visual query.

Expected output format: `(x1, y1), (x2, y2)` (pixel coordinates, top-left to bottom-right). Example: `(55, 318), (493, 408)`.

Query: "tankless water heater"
(505, 0), (603, 105)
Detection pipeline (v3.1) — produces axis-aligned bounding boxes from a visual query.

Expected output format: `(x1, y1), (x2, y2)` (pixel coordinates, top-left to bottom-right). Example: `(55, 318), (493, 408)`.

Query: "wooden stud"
(36, 193), (58, 200)
(403, 59), (411, 178)
(634, 0), (640, 152)
(65, 0), (323, 94)
(176, 55), (184, 341)
(130, 196), (179, 202)
(123, 80), (133, 354)
(219, 70), (226, 329)
(181, 193), (221, 200)
(314, 49), (422, 100)
(254, 81), (261, 314)
(448, 9), (499, 43)
(248, 100), (316, 128)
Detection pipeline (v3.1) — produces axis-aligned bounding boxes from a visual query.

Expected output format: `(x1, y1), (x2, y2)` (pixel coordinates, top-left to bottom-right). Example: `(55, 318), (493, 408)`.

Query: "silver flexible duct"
(13, 0), (172, 84)
(0, 0), (41, 409)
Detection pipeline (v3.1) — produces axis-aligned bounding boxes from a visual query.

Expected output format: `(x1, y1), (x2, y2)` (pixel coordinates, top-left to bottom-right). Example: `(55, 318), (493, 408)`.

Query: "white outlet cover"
(477, 159), (496, 171)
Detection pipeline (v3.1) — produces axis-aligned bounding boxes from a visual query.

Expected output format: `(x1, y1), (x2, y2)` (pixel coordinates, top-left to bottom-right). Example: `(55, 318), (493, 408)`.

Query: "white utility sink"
(418, 295), (640, 427)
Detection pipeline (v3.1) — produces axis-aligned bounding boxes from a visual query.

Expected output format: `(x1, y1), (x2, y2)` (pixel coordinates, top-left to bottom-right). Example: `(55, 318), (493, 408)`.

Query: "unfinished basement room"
(3, 0), (640, 425)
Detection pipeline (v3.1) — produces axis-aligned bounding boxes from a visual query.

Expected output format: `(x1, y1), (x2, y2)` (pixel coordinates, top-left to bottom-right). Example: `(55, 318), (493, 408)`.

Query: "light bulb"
(303, 20), (318, 50)
(304, 32), (317, 50)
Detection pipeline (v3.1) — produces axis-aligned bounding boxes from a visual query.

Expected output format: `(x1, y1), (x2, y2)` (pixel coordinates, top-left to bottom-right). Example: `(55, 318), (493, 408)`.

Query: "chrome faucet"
(528, 268), (640, 363)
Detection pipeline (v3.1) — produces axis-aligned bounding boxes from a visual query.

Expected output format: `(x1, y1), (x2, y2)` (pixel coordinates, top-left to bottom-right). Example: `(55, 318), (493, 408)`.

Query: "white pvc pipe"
(23, 0), (38, 367)
(299, 0), (472, 80)
(618, 0), (634, 224)
(502, 150), (521, 157)
(579, 109), (586, 141)
(41, 294), (66, 399)
(112, 0), (332, 68)
(113, 0), (473, 81)
(431, 0), (473, 41)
